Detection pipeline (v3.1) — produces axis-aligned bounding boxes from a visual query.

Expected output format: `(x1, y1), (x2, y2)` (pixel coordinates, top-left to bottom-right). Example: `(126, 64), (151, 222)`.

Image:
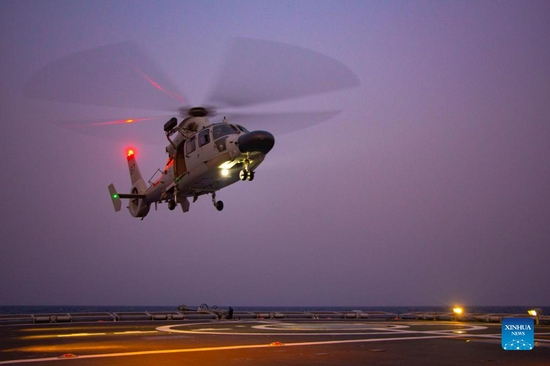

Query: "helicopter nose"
(237, 130), (275, 154)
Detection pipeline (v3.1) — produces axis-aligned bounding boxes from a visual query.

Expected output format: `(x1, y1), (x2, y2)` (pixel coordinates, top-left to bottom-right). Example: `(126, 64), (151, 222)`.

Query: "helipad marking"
(157, 322), (487, 337)
(158, 326), (402, 336)
(252, 323), (409, 331)
(0, 334), (471, 365)
(194, 328), (232, 331)
(56, 333), (106, 338)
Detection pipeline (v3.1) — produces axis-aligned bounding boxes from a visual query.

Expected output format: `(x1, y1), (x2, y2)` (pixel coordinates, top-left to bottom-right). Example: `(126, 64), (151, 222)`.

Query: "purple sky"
(1, 0), (549, 308)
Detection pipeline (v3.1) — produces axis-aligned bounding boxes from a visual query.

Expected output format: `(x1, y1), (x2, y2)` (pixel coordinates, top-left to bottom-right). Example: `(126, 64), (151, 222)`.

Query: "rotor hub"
(188, 107), (208, 117)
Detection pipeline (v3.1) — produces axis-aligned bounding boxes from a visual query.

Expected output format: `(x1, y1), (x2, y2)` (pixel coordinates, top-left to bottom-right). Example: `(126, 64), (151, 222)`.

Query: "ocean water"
(0, 305), (547, 315)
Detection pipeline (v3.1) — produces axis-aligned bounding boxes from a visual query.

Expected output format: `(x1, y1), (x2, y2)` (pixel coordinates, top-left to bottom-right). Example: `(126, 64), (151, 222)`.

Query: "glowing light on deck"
(453, 307), (464, 315)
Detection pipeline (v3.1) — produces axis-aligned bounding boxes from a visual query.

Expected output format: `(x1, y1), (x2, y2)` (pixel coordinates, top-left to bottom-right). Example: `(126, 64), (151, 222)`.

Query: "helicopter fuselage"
(110, 114), (275, 217)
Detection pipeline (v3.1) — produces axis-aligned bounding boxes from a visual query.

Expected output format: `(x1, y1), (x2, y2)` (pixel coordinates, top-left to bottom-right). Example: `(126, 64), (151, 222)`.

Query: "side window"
(198, 129), (211, 147)
(186, 136), (196, 155)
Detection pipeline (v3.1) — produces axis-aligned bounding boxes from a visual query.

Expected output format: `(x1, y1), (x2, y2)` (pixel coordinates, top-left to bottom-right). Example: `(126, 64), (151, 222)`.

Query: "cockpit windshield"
(235, 125), (249, 133)
(213, 124), (239, 140)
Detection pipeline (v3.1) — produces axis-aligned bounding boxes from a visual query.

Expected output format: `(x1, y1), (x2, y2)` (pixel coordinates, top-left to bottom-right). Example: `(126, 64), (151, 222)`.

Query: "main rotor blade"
(221, 110), (341, 135)
(24, 42), (186, 112)
(206, 38), (360, 108)
(55, 115), (171, 145)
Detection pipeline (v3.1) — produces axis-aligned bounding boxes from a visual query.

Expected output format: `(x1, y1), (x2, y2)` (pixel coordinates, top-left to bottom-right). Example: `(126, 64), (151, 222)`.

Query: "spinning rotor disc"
(24, 38), (360, 142)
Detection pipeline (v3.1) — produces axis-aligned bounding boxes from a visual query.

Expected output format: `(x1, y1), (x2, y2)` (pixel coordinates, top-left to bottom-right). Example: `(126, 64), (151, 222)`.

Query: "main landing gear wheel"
(168, 199), (176, 210)
(212, 192), (224, 211)
(239, 170), (255, 181)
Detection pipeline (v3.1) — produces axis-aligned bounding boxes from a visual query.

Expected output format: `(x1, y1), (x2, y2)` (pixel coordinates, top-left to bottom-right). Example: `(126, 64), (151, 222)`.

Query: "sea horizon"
(1, 305), (548, 315)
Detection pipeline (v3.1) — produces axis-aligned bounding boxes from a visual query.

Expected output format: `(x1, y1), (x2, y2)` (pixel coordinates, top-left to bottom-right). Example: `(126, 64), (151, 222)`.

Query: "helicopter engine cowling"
(128, 187), (150, 218)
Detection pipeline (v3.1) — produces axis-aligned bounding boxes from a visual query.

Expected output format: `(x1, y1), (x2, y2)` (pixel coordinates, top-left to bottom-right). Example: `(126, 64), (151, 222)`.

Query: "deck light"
(453, 307), (464, 316)
(528, 308), (541, 325)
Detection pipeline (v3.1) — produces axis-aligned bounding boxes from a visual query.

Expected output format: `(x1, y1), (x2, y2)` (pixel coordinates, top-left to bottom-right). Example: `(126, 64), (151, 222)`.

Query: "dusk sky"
(1, 0), (549, 308)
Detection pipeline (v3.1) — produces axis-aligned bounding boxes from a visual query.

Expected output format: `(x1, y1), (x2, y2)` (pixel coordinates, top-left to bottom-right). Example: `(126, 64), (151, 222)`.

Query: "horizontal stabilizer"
(117, 193), (147, 199)
(108, 184), (147, 212)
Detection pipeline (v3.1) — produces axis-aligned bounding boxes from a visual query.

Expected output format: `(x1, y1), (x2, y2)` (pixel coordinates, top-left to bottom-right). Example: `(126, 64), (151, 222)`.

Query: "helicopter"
(108, 106), (275, 217)
(24, 38), (359, 218)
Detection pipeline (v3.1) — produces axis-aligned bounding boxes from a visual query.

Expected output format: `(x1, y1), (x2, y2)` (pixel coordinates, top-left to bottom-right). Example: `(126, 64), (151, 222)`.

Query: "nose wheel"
(212, 192), (224, 211)
(239, 169), (255, 181)
(239, 158), (255, 181)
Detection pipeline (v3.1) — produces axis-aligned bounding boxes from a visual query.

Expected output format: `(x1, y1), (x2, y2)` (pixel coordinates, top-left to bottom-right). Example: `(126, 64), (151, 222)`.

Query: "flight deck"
(1, 310), (549, 365)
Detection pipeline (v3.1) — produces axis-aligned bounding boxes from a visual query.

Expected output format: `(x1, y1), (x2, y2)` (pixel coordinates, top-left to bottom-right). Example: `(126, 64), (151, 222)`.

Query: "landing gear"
(212, 192), (224, 211)
(239, 158), (255, 181)
(167, 187), (179, 210)
(239, 169), (255, 181)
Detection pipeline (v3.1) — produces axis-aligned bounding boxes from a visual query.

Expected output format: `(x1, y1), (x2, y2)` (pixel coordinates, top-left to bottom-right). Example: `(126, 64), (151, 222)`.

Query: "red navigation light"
(127, 149), (135, 157)
(125, 119), (134, 123)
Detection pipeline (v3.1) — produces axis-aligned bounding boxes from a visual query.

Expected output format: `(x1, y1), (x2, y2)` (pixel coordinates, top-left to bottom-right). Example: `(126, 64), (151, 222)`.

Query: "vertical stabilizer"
(127, 149), (147, 193)
(126, 149), (150, 218)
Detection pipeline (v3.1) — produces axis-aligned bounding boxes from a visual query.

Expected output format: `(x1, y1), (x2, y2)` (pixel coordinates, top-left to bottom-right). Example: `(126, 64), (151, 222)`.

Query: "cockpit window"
(213, 124), (239, 139)
(198, 128), (211, 147)
(235, 125), (249, 133)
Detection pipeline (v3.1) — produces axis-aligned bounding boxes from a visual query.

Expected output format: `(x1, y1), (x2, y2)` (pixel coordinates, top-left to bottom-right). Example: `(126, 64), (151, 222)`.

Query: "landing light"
(221, 169), (230, 177)
(453, 307), (464, 315)
(528, 309), (538, 317)
(220, 161), (237, 170)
